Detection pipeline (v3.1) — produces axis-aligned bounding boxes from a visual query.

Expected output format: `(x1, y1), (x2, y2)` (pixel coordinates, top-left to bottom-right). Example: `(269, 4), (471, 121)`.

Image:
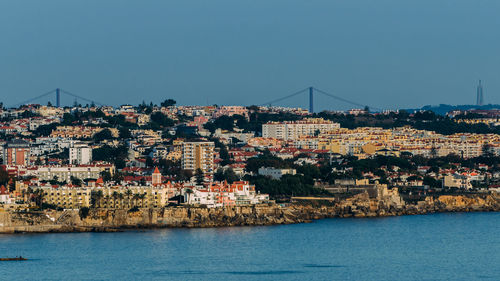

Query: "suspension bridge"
(7, 86), (380, 112)
(7, 88), (104, 108)
(259, 86), (380, 113)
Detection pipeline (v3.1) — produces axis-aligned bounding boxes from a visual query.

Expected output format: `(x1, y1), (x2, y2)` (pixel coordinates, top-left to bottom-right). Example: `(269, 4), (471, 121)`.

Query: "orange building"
(2, 139), (30, 166)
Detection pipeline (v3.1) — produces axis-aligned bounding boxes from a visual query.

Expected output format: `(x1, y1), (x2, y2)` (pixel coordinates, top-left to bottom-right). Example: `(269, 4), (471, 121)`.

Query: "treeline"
(204, 111), (302, 134)
(317, 111), (500, 135)
(92, 145), (128, 168)
(244, 155), (331, 198)
(244, 153), (500, 197)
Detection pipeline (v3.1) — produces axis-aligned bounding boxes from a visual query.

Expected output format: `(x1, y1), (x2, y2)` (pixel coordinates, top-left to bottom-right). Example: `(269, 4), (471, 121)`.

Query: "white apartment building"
(443, 174), (472, 189)
(181, 141), (215, 176)
(69, 143), (92, 165)
(258, 167), (297, 180)
(262, 118), (340, 140)
(34, 165), (114, 182)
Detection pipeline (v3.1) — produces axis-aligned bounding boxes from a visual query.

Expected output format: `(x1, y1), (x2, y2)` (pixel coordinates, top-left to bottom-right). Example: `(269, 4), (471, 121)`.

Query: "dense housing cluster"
(1, 101), (500, 211)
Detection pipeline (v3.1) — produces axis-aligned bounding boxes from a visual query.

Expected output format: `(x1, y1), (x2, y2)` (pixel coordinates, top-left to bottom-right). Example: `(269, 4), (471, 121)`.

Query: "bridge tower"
(309, 87), (314, 113)
(56, 88), (61, 107)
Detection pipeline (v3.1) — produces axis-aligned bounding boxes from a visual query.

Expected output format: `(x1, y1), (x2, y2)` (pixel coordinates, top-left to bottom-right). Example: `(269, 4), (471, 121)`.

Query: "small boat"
(0, 257), (27, 261)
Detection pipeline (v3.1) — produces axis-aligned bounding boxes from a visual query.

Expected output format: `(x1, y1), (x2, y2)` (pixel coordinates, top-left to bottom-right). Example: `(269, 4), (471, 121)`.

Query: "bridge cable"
(59, 89), (104, 106)
(313, 87), (382, 111)
(8, 89), (57, 108)
(258, 87), (310, 106)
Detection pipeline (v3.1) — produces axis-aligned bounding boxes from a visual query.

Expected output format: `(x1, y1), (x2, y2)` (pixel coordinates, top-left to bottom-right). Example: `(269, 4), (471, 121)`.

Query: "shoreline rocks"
(1, 193), (499, 234)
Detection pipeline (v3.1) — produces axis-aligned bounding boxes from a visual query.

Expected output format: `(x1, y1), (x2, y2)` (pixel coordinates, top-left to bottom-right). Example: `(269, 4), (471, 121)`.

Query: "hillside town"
(1, 101), (500, 212)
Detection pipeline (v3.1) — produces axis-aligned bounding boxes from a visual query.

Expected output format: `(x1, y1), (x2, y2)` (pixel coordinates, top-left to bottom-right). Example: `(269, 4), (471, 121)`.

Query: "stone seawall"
(1, 193), (499, 233)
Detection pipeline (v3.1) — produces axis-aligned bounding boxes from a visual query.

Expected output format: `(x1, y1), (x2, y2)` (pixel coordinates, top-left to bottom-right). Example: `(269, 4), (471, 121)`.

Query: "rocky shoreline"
(1, 193), (499, 234)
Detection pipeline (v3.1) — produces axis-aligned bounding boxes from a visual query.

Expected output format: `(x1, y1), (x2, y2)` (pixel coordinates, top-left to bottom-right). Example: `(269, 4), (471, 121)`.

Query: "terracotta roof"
(0, 185), (9, 195)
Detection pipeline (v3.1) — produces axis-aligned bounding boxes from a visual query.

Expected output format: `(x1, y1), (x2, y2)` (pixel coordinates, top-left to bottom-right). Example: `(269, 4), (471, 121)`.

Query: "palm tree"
(132, 193), (140, 208)
(96, 190), (103, 208)
(91, 190), (104, 208)
(195, 169), (204, 185)
(139, 193), (147, 208)
(125, 189), (133, 208)
(118, 193), (124, 208)
(34, 189), (45, 208)
(112, 192), (119, 208)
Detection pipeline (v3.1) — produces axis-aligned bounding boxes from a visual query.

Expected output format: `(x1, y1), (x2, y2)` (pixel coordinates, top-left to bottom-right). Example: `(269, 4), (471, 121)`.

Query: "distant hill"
(403, 104), (500, 115)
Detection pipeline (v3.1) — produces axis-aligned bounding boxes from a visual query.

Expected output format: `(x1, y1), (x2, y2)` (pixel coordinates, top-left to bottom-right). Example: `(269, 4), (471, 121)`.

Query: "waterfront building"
(39, 186), (91, 208)
(0, 185), (12, 204)
(38, 184), (174, 209)
(184, 181), (270, 208)
(443, 174), (472, 189)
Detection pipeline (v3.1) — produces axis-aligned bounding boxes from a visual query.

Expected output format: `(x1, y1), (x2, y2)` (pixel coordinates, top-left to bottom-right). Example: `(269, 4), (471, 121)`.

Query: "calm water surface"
(1, 212), (499, 281)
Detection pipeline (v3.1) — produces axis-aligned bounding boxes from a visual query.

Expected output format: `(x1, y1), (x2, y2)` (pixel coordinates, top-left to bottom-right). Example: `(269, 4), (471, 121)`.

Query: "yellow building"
(40, 187), (91, 209)
(181, 141), (215, 176)
(38, 185), (173, 209)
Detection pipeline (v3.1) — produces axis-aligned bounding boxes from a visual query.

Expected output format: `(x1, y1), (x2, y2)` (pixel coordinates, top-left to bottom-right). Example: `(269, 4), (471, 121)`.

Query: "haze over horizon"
(1, 0), (499, 111)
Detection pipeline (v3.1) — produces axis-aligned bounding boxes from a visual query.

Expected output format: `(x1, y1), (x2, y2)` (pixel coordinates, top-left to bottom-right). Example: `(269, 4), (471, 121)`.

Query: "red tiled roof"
(0, 185), (9, 195)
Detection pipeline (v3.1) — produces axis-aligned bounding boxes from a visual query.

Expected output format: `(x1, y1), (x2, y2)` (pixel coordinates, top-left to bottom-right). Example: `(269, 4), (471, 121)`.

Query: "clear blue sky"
(1, 0), (499, 111)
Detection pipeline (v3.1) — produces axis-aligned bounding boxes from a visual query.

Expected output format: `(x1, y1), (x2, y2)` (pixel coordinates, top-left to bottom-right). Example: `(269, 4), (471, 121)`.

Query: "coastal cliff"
(1, 193), (499, 233)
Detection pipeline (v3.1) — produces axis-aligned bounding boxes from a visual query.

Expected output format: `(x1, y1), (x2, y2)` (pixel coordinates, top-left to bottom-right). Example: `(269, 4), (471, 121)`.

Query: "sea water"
(1, 212), (499, 280)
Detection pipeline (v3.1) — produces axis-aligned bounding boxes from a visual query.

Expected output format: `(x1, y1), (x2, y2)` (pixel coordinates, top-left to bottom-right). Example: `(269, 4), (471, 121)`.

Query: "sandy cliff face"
(79, 205), (300, 228)
(1, 193), (499, 233)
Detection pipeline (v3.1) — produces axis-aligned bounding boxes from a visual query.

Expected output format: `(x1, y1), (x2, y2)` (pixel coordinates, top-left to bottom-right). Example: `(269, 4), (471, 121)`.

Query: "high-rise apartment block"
(262, 118), (340, 140)
(181, 141), (215, 176)
(69, 142), (92, 165)
(2, 139), (30, 166)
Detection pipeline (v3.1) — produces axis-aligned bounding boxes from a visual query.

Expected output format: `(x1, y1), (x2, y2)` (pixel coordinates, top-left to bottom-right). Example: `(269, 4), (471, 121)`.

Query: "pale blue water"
(1, 213), (499, 281)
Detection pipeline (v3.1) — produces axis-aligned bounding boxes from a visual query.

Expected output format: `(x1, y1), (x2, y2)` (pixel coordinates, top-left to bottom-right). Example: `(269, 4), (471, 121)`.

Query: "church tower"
(152, 167), (162, 186)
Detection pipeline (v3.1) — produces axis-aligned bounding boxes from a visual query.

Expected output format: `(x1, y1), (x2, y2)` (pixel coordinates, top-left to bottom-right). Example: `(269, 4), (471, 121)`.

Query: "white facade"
(258, 167), (297, 180)
(32, 165), (113, 182)
(70, 143), (92, 165)
(0, 186), (12, 204)
(443, 174), (472, 189)
(262, 118), (340, 140)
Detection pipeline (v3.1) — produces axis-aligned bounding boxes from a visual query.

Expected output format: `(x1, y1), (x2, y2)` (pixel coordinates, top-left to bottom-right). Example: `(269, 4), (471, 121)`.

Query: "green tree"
(93, 145), (129, 168)
(91, 190), (103, 208)
(177, 169), (193, 182)
(100, 171), (112, 182)
(0, 166), (9, 186)
(119, 127), (132, 139)
(33, 123), (59, 137)
(214, 168), (239, 183)
(161, 99), (177, 107)
(150, 112), (175, 128)
(93, 129), (114, 142)
(246, 155), (290, 173)
(195, 168), (204, 185)
(482, 143), (494, 158)
(79, 207), (90, 219)
(70, 176), (82, 186)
